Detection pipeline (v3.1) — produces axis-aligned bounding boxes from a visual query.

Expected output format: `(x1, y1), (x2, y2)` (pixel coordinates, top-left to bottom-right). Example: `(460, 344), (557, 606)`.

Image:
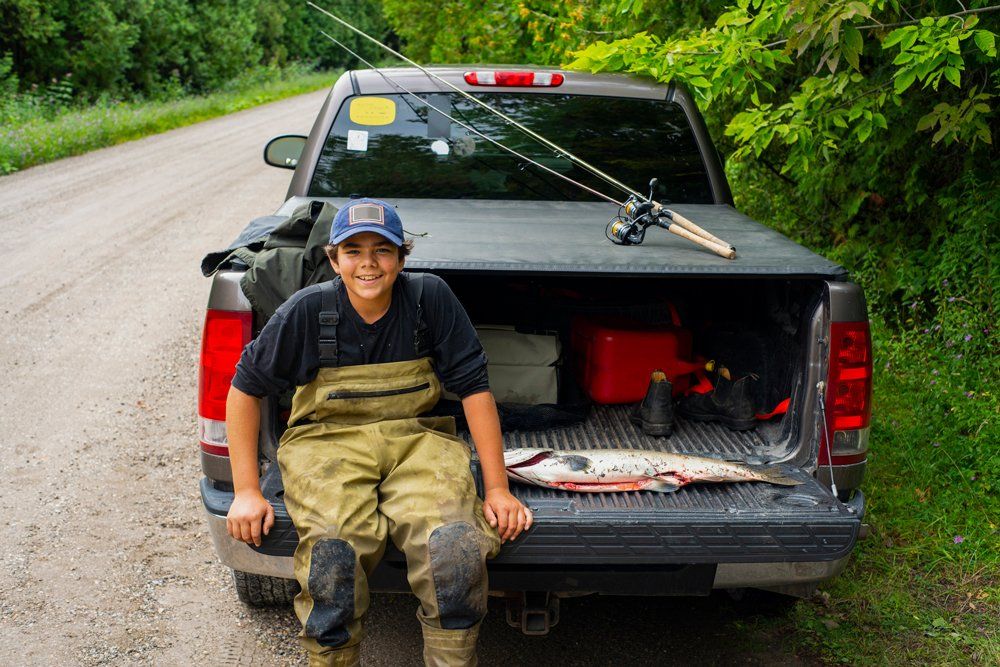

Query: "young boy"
(225, 198), (532, 666)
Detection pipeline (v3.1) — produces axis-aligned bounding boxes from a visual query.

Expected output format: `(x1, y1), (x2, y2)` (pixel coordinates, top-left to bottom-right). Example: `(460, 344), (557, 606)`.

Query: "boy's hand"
(227, 491), (275, 547)
(483, 489), (533, 543)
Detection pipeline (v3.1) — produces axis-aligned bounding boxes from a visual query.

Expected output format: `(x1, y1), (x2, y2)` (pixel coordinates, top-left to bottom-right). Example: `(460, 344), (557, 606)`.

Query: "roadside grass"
(743, 318), (999, 665)
(0, 66), (337, 175)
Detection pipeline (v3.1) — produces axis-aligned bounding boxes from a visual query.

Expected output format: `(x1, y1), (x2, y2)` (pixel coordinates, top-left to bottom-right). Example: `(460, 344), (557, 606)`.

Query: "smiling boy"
(225, 198), (531, 666)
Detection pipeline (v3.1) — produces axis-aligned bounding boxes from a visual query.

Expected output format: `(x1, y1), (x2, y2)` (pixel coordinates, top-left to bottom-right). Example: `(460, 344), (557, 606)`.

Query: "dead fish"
(503, 448), (804, 493)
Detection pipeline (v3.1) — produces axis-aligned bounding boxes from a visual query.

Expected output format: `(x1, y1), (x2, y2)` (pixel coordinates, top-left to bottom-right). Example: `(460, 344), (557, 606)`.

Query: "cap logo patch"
(348, 203), (384, 226)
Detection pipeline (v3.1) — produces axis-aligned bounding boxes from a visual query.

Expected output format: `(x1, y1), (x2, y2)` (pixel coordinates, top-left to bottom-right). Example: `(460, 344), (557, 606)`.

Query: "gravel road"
(0, 89), (810, 666)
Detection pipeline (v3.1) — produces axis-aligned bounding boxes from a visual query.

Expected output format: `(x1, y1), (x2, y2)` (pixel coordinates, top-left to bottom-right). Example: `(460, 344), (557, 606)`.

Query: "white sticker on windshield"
(346, 129), (369, 152)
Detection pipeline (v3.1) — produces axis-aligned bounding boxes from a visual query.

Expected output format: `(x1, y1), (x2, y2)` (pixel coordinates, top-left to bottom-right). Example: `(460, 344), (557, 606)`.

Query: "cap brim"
(330, 225), (403, 246)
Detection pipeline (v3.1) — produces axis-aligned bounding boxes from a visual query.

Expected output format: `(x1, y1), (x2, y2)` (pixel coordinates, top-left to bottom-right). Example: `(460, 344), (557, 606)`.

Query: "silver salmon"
(504, 448), (804, 493)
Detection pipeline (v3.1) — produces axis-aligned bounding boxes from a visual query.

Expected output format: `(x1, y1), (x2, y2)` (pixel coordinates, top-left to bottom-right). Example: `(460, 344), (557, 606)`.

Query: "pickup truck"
(199, 66), (871, 634)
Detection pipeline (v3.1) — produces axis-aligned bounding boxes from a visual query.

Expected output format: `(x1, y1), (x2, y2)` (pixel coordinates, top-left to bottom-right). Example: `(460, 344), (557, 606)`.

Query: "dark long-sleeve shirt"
(233, 273), (489, 398)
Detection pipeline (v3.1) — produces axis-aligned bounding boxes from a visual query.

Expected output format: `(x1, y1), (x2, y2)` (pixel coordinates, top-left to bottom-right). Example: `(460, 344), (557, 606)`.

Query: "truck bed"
(203, 406), (859, 566)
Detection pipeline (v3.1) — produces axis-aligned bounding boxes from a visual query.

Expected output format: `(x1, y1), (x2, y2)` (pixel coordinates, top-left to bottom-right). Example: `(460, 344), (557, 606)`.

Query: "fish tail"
(748, 465), (804, 486)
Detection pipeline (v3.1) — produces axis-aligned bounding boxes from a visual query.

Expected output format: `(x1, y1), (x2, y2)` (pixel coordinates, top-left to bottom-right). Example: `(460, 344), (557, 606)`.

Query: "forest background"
(2, 0), (997, 663)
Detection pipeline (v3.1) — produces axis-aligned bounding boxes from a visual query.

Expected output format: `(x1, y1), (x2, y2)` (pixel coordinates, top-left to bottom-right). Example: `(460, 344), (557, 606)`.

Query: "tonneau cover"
(277, 197), (847, 278)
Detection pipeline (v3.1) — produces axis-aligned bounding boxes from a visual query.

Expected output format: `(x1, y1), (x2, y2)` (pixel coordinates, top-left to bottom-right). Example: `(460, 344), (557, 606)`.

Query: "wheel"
(232, 569), (300, 607)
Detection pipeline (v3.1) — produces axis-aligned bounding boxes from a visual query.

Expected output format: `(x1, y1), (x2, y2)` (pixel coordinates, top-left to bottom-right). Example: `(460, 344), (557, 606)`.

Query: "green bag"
(238, 201), (339, 324)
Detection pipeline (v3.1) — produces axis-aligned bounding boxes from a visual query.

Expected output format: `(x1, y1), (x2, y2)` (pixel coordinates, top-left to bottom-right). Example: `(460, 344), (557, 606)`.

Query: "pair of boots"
(630, 368), (756, 436)
(309, 620), (480, 667)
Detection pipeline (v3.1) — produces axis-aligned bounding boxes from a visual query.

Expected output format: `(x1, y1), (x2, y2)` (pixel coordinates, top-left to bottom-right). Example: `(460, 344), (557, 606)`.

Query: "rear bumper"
(202, 475), (863, 593)
(204, 509), (851, 592)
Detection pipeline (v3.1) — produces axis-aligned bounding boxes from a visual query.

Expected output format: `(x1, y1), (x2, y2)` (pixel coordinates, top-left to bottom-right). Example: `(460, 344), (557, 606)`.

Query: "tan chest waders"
(277, 277), (500, 667)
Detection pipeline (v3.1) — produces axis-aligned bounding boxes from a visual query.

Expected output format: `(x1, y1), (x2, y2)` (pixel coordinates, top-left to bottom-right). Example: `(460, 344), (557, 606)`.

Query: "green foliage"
(0, 52), (19, 115)
(288, 0), (391, 69)
(0, 0), (387, 99)
(568, 2), (998, 169)
(378, 0), (711, 64)
(0, 66), (334, 175)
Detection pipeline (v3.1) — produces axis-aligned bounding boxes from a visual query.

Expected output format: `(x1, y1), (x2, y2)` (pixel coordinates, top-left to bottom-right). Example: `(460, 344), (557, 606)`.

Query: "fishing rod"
(310, 3), (736, 259)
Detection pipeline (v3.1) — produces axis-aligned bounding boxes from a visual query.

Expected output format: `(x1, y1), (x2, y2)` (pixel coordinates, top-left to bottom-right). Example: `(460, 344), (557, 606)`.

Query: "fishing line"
(308, 1), (644, 201)
(319, 31), (624, 206)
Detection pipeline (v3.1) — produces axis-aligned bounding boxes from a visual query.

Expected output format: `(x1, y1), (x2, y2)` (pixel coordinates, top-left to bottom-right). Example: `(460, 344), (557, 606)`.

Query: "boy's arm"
(461, 390), (533, 543)
(225, 385), (275, 547)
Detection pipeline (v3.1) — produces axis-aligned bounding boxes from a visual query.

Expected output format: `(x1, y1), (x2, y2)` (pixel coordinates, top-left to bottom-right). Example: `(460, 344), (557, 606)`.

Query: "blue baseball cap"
(329, 198), (404, 246)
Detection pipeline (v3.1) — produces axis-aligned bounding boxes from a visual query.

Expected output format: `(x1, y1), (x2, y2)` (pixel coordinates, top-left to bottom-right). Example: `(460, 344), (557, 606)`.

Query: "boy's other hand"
(483, 489), (533, 543)
(227, 491), (275, 547)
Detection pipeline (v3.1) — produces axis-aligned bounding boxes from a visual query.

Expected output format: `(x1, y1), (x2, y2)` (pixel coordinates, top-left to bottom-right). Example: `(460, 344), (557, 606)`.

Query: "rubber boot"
(630, 370), (674, 437)
(308, 644), (360, 667)
(420, 620), (481, 667)
(678, 373), (755, 431)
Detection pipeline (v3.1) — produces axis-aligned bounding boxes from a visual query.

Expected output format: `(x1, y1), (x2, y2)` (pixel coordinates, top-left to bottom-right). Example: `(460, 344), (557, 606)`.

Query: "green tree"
(0, 0), (388, 100)
(274, 0), (391, 70)
(0, 0), (64, 85)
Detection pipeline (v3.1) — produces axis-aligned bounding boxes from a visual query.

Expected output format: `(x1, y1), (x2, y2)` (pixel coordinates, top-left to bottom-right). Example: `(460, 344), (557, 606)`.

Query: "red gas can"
(571, 316), (699, 404)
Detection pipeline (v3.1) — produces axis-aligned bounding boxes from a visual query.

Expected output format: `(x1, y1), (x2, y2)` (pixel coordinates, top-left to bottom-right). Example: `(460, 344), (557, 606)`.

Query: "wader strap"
(318, 278), (341, 366)
(316, 274), (428, 367)
(407, 273), (432, 358)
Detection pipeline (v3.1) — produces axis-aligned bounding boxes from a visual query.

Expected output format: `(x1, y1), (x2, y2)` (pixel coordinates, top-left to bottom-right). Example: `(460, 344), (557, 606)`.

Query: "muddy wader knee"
(279, 353), (499, 665)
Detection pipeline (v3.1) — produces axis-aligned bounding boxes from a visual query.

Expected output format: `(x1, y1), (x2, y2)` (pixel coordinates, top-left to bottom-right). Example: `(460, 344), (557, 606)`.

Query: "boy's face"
(330, 231), (404, 306)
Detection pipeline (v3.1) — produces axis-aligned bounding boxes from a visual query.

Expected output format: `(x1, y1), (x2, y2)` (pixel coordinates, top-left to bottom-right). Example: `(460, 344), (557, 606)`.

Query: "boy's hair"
(325, 239), (413, 263)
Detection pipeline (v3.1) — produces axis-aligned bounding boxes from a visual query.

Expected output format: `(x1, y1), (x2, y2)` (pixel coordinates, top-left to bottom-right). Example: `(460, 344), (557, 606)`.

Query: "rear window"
(309, 93), (714, 203)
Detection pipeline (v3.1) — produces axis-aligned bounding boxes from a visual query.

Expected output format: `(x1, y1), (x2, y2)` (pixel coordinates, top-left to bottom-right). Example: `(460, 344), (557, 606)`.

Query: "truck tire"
(232, 569), (300, 607)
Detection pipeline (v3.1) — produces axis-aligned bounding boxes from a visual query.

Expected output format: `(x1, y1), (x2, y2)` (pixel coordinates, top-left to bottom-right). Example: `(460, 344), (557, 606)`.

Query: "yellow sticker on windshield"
(349, 97), (396, 126)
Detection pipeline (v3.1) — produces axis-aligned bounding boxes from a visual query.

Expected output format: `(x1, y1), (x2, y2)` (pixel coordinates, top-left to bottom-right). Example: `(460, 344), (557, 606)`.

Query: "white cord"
(816, 381), (839, 497)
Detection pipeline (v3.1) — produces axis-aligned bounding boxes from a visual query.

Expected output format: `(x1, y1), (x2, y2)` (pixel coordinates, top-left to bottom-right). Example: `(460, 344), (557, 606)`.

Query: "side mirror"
(264, 135), (307, 169)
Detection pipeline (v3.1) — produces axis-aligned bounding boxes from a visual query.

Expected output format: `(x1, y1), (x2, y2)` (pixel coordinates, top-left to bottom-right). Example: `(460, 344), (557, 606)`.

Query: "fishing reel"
(606, 178), (666, 246)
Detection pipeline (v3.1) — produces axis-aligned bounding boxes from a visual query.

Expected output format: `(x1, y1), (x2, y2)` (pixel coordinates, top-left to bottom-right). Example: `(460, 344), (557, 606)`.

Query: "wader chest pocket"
(312, 377), (439, 424)
(326, 382), (431, 400)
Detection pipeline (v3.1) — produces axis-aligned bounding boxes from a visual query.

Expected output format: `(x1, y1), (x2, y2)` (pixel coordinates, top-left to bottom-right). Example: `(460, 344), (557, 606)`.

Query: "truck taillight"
(824, 321), (872, 464)
(198, 309), (251, 456)
(463, 71), (564, 87)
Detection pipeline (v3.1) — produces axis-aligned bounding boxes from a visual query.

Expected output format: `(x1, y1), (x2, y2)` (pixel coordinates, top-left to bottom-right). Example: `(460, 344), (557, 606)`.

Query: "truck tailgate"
(203, 405), (859, 565)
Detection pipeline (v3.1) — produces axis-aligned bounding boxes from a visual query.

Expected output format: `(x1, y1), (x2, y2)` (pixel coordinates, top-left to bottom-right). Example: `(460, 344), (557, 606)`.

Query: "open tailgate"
(211, 405), (860, 565)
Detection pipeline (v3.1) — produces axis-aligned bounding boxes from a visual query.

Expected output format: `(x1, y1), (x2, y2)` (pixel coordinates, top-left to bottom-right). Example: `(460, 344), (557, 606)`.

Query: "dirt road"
(0, 90), (808, 665)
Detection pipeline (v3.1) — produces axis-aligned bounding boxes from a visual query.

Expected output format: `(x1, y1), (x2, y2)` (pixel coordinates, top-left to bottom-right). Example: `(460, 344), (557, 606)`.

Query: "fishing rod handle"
(652, 202), (734, 250)
(668, 209), (734, 250)
(666, 223), (737, 259)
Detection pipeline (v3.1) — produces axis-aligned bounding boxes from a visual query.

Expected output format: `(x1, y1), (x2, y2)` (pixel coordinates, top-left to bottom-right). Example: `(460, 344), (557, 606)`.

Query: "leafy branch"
(566, 0), (999, 174)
